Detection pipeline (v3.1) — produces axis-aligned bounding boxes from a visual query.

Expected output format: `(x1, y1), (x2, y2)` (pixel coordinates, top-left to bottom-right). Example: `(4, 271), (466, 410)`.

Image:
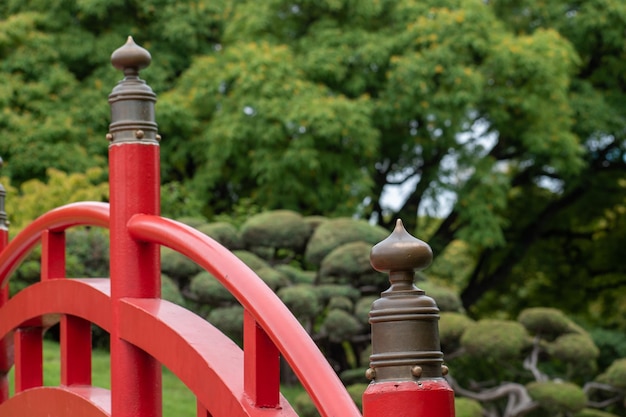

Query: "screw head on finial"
(370, 219), (433, 273)
(111, 36), (152, 75)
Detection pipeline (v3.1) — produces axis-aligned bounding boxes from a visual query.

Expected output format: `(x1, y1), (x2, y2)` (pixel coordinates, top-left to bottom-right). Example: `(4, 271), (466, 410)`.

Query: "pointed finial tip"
(111, 36), (152, 73)
(370, 218), (433, 273)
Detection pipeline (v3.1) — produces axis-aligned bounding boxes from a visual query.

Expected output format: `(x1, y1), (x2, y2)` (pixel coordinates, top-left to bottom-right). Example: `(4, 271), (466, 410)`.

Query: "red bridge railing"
(0, 38), (455, 417)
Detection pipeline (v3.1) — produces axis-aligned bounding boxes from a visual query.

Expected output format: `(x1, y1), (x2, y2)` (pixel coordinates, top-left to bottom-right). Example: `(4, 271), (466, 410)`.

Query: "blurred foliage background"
(0, 0), (625, 415)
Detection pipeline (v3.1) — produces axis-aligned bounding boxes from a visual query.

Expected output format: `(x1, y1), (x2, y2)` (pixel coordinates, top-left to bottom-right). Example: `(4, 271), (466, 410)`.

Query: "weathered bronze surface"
(367, 219), (445, 382)
(108, 36), (159, 145)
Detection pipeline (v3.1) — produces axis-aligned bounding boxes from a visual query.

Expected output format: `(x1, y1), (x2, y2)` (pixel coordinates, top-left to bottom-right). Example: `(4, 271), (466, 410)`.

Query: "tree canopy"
(0, 0), (624, 324)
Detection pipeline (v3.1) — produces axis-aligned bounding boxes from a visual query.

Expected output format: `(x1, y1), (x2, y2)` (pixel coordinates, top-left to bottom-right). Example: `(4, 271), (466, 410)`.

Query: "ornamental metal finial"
(108, 36), (158, 145)
(111, 36), (152, 76)
(367, 219), (445, 382)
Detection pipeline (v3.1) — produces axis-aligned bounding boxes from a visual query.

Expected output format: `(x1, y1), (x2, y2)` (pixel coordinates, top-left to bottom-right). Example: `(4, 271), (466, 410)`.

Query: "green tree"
(155, 0), (625, 322)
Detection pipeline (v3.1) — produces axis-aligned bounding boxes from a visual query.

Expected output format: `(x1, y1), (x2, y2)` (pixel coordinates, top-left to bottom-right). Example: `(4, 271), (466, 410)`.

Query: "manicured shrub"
(256, 267), (291, 291)
(305, 218), (388, 267)
(275, 264), (316, 284)
(420, 282), (464, 312)
(232, 250), (271, 271)
(518, 307), (579, 339)
(454, 397), (483, 417)
(596, 358), (626, 390)
(328, 296), (353, 312)
(207, 305), (244, 346)
(278, 284), (321, 320)
(161, 246), (201, 283)
(241, 210), (311, 252)
(196, 221), (243, 250)
(461, 319), (528, 360)
(548, 333), (599, 363)
(354, 296), (377, 325)
(440, 312), (475, 352)
(322, 309), (362, 343)
(526, 381), (587, 413)
(161, 274), (185, 306)
(189, 271), (235, 305)
(319, 241), (384, 289)
(314, 284), (361, 304)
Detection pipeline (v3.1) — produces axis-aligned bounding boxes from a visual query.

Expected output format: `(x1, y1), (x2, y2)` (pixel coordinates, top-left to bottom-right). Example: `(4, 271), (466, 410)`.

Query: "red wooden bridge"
(0, 38), (455, 417)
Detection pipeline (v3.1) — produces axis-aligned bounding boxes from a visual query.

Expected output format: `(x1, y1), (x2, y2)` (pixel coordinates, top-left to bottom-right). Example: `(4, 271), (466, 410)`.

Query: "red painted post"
(243, 310), (280, 407)
(362, 220), (455, 417)
(0, 176), (10, 403)
(108, 37), (162, 417)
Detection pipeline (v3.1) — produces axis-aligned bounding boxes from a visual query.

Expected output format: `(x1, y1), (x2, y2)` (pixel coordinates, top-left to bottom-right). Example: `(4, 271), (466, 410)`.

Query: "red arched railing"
(0, 36), (454, 417)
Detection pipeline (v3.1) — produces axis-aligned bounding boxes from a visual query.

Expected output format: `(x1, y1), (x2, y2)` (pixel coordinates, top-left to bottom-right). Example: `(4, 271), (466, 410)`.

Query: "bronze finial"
(108, 36), (158, 145)
(111, 36), (152, 76)
(367, 219), (445, 382)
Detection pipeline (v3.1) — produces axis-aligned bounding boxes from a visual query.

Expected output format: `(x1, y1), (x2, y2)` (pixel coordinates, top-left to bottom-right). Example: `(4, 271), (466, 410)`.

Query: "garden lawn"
(7, 339), (305, 416)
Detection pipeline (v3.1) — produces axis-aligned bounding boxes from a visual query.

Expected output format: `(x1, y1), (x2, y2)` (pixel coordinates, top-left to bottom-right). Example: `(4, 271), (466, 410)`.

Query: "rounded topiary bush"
(419, 282), (464, 312)
(518, 307), (578, 339)
(548, 333), (599, 363)
(461, 319), (528, 360)
(196, 222), (243, 250)
(305, 218), (388, 267)
(256, 267), (290, 291)
(274, 264), (316, 284)
(322, 309), (362, 343)
(596, 358), (626, 390)
(240, 210), (311, 251)
(319, 241), (384, 289)
(161, 274), (185, 305)
(439, 312), (475, 351)
(328, 296), (353, 312)
(315, 284), (361, 305)
(207, 305), (244, 346)
(354, 296), (377, 325)
(526, 381), (587, 413)
(454, 397), (483, 417)
(175, 216), (208, 228)
(161, 246), (202, 283)
(233, 250), (271, 271)
(278, 284), (321, 320)
(189, 271), (235, 305)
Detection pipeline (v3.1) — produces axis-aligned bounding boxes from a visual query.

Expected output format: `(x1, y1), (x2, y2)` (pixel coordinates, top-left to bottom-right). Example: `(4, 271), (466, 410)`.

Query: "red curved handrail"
(119, 297), (297, 417)
(0, 279), (111, 340)
(0, 202), (110, 289)
(0, 386), (111, 417)
(127, 214), (362, 417)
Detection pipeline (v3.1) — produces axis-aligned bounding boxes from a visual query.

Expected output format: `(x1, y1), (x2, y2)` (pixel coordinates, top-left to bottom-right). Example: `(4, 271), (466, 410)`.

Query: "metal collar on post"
(107, 36), (160, 145)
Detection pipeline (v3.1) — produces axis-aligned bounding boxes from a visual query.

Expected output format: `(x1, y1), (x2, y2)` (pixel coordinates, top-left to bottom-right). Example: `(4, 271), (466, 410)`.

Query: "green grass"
(8, 340), (305, 416)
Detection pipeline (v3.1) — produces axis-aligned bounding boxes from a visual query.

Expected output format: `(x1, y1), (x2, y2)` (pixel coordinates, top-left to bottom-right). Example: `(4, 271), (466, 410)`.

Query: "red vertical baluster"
(42, 229), (93, 386)
(14, 328), (43, 393)
(108, 37), (161, 417)
(243, 310), (280, 408)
